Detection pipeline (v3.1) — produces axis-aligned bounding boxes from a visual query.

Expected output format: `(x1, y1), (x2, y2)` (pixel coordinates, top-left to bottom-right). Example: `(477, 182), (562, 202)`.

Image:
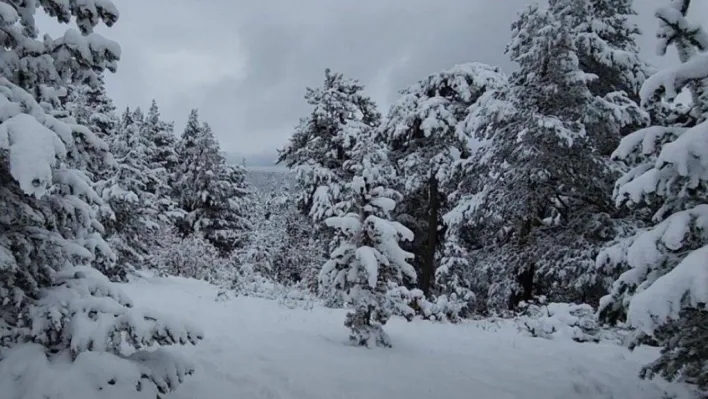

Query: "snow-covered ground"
(123, 276), (694, 399)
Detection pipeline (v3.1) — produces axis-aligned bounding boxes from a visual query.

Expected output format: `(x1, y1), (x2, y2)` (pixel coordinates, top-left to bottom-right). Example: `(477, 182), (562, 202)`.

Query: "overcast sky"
(45, 0), (708, 161)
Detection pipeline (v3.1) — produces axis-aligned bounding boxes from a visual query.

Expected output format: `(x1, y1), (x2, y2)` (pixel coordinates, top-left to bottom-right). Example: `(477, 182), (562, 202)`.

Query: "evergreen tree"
(268, 187), (328, 290)
(277, 68), (381, 224)
(0, 1), (201, 397)
(98, 107), (167, 276)
(381, 63), (507, 296)
(64, 74), (119, 142)
(598, 0), (708, 390)
(174, 110), (252, 254)
(551, 0), (651, 144)
(320, 134), (416, 347)
(144, 99), (179, 176)
(141, 100), (182, 224)
(448, 1), (647, 311)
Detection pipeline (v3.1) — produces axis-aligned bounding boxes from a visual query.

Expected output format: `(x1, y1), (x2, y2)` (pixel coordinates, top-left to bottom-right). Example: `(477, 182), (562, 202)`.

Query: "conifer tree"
(65, 74), (119, 142)
(0, 1), (201, 396)
(381, 63), (507, 296)
(278, 69), (381, 224)
(320, 133), (416, 347)
(97, 107), (167, 276)
(598, 0), (708, 390)
(144, 100), (179, 176)
(447, 1), (648, 310)
(141, 100), (182, 224)
(174, 110), (252, 254)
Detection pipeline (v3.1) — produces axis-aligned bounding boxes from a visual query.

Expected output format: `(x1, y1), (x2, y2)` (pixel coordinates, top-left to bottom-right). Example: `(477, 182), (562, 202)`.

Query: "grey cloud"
(38, 0), (708, 157)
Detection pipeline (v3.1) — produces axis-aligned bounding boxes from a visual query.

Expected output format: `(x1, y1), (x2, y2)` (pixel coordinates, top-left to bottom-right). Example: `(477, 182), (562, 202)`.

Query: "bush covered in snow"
(518, 300), (601, 343)
(387, 284), (474, 323)
(148, 230), (231, 283)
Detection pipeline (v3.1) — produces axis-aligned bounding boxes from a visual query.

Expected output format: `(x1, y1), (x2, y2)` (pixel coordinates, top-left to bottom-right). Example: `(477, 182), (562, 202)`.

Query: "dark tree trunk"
(509, 218), (535, 309)
(420, 174), (438, 296)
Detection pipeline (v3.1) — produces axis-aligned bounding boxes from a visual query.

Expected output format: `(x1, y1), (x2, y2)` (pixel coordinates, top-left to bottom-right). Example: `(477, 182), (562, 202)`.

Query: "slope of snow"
(122, 275), (694, 399)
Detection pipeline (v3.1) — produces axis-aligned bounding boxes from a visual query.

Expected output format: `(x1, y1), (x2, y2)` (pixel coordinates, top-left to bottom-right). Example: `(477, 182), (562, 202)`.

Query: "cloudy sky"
(46, 0), (708, 163)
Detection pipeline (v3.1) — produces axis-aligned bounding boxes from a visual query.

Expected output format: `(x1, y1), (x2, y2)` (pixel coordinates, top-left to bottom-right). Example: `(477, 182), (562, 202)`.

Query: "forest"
(0, 0), (706, 398)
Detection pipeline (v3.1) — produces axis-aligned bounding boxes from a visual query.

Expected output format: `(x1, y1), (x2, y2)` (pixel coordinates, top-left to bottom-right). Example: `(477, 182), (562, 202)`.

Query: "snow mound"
(519, 301), (600, 342)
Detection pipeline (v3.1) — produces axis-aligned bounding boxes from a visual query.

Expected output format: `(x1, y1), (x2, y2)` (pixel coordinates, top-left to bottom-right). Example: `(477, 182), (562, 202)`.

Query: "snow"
(0, 2), (18, 24)
(99, 275), (695, 399)
(0, 113), (64, 198)
(520, 302), (599, 342)
(640, 52), (708, 104)
(658, 119), (708, 180)
(628, 245), (708, 335)
(355, 246), (380, 288)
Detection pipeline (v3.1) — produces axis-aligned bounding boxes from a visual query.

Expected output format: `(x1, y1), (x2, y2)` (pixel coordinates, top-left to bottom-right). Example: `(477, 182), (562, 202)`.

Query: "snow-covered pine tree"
(0, 2), (201, 397)
(97, 106), (168, 277)
(381, 63), (507, 297)
(320, 129), (416, 347)
(598, 0), (708, 390)
(144, 100), (179, 177)
(277, 68), (381, 225)
(141, 100), (182, 225)
(65, 74), (119, 143)
(434, 237), (476, 319)
(174, 110), (252, 254)
(270, 188), (328, 290)
(449, 2), (647, 311)
(62, 76), (123, 251)
(551, 0), (650, 143)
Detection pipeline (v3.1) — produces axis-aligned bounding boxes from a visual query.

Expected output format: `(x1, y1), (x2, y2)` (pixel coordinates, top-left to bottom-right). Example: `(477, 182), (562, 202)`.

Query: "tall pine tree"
(381, 63), (507, 296)
(448, 1), (648, 311)
(0, 1), (201, 397)
(174, 110), (252, 254)
(598, 0), (708, 390)
(278, 69), (381, 224)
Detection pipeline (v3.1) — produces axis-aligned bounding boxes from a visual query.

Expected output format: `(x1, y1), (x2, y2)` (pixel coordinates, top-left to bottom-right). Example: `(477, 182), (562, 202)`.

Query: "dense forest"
(0, 0), (706, 397)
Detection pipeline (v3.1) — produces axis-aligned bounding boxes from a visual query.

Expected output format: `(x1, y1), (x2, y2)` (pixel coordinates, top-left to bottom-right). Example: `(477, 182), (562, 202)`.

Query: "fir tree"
(381, 63), (507, 296)
(277, 68), (381, 224)
(598, 0), (708, 390)
(144, 99), (179, 176)
(174, 110), (252, 254)
(0, 1), (201, 396)
(141, 100), (182, 224)
(448, 2), (648, 310)
(64, 74), (119, 142)
(320, 134), (416, 347)
(98, 106), (167, 277)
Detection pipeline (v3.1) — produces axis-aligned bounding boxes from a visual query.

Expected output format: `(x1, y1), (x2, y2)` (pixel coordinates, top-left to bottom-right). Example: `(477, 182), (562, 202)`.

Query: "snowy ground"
(123, 276), (694, 399)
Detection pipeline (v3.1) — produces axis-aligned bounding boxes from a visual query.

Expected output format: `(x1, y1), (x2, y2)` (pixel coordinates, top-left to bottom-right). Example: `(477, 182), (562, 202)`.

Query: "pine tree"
(142, 100), (182, 224)
(277, 68), (381, 224)
(97, 107), (167, 276)
(320, 132), (416, 347)
(174, 110), (252, 254)
(64, 74), (119, 142)
(269, 187), (328, 290)
(551, 0), (651, 144)
(598, 0), (708, 390)
(381, 63), (507, 297)
(0, 1), (201, 396)
(144, 100), (179, 176)
(447, 2), (648, 311)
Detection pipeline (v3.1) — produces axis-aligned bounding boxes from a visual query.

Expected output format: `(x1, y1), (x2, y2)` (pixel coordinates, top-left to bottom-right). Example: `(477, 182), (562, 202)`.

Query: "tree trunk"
(509, 217), (535, 309)
(420, 174), (438, 296)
